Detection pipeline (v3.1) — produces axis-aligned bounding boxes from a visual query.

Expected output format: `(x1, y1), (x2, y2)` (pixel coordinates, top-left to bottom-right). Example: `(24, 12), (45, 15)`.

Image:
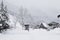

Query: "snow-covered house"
(48, 22), (60, 28)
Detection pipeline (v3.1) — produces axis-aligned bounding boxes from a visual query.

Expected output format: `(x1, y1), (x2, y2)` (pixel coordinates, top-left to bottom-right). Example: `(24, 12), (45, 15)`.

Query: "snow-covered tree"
(18, 6), (33, 26)
(0, 0), (10, 32)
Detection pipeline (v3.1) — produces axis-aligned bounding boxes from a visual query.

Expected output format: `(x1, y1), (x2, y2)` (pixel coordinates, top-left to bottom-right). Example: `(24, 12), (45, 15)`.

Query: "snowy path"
(0, 28), (60, 40)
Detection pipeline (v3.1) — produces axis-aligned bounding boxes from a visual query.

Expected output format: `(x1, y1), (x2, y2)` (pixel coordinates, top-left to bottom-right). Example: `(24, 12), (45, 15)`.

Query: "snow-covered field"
(0, 14), (60, 40)
(0, 22), (60, 40)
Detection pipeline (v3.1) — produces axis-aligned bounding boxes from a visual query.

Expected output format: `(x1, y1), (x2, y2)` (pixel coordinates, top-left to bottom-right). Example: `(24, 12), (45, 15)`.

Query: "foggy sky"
(3, 0), (60, 23)
(5, 0), (60, 16)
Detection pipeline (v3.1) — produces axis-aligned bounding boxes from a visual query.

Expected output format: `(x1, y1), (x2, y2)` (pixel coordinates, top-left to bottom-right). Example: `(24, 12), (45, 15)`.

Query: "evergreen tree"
(0, 0), (9, 32)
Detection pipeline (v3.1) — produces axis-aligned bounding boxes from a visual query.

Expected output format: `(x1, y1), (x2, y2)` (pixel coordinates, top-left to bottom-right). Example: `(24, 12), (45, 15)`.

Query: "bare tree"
(18, 6), (34, 27)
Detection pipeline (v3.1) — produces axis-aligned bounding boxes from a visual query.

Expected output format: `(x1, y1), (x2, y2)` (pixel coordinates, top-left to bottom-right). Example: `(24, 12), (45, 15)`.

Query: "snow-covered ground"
(0, 14), (60, 40)
(0, 22), (60, 40)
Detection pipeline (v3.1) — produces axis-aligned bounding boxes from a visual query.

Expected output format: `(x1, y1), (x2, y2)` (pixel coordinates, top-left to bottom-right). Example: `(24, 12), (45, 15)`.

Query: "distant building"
(48, 22), (60, 28)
